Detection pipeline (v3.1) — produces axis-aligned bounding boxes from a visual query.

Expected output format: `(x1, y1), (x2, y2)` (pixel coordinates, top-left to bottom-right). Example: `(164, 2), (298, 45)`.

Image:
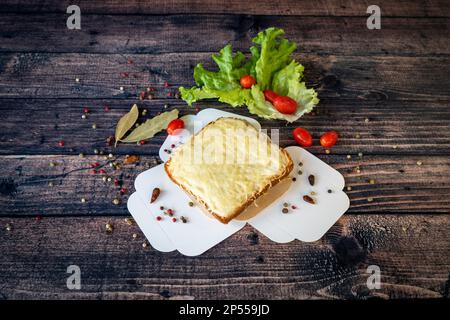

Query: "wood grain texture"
(1, 14), (449, 55)
(0, 215), (448, 299)
(1, 154), (449, 217)
(0, 99), (449, 156)
(1, 0), (450, 17)
(1, 53), (450, 101)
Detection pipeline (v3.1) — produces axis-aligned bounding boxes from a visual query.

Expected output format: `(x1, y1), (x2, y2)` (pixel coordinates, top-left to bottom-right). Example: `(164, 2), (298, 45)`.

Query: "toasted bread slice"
(164, 117), (293, 224)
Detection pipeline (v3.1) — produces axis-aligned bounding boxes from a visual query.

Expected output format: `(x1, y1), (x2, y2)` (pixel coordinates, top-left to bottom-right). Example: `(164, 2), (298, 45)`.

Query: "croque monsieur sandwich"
(165, 117), (293, 224)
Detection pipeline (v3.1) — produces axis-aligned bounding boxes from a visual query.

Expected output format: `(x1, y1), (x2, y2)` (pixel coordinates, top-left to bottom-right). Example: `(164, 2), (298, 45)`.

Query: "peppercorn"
(282, 208), (289, 214)
(112, 198), (120, 205)
(156, 216), (162, 221)
(81, 198), (86, 203)
(180, 216), (187, 223)
(188, 201), (194, 207)
(105, 223), (114, 234)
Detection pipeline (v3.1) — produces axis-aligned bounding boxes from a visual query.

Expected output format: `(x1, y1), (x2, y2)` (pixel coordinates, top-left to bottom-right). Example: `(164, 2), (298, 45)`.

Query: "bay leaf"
(115, 104), (139, 146)
(121, 109), (179, 143)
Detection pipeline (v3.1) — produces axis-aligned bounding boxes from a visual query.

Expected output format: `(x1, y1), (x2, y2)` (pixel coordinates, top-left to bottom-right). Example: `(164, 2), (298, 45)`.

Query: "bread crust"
(164, 118), (294, 224)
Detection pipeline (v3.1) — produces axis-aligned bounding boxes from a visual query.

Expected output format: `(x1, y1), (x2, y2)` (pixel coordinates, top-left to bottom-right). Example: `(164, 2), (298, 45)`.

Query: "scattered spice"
(346, 186), (352, 191)
(102, 176), (107, 182)
(58, 140), (65, 147)
(416, 161), (423, 166)
(282, 208), (289, 214)
(104, 105), (110, 112)
(188, 201), (194, 207)
(160, 206), (164, 210)
(49, 162), (56, 167)
(292, 177), (297, 182)
(124, 218), (135, 225)
(367, 197), (374, 202)
(119, 86), (124, 91)
(325, 149), (331, 154)
(90, 169), (97, 174)
(156, 216), (162, 221)
(298, 170), (302, 175)
(327, 189), (333, 193)
(48, 182), (53, 187)
(106, 136), (115, 146)
(5, 223), (12, 231)
(121, 72), (129, 78)
(92, 123), (97, 129)
(105, 223), (114, 234)
(132, 233), (138, 239)
(308, 174), (315, 186)
(78, 153), (85, 158)
(166, 208), (174, 216)
(355, 134), (361, 139)
(75, 78), (80, 83)
(180, 216), (188, 223)
(151, 188), (161, 203)
(291, 205), (297, 209)
(120, 187), (127, 194)
(283, 202), (289, 207)
(310, 191), (317, 196)
(124, 155), (140, 165)
(347, 155), (352, 159)
(303, 195), (315, 204)
(81, 114), (87, 119)
(358, 152), (363, 157)
(94, 148), (99, 154)
(164, 81), (170, 88)
(112, 198), (120, 205)
(365, 118), (370, 123)
(114, 178), (120, 186)
(81, 198), (86, 203)
(139, 140), (145, 145)
(35, 215), (42, 222)
(369, 179), (376, 185)
(172, 217), (177, 222)
(298, 162), (303, 166)
(142, 241), (148, 248)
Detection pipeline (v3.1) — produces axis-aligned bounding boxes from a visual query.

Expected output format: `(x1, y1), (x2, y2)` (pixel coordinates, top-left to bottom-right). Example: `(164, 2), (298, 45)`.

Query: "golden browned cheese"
(165, 117), (293, 223)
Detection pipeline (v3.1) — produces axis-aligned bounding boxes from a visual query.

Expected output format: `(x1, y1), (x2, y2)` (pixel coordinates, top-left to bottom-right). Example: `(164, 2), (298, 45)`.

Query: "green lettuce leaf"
(179, 27), (319, 122)
(253, 27), (297, 90)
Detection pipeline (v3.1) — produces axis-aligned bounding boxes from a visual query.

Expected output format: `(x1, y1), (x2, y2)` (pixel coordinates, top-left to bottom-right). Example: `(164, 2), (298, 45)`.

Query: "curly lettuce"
(179, 27), (319, 122)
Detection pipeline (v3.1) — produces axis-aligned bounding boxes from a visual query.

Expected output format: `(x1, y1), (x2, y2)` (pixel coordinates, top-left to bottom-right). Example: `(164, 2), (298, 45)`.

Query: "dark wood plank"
(1, 0), (449, 17)
(0, 215), (448, 299)
(1, 154), (449, 217)
(1, 53), (449, 101)
(1, 15), (449, 55)
(1, 99), (449, 156)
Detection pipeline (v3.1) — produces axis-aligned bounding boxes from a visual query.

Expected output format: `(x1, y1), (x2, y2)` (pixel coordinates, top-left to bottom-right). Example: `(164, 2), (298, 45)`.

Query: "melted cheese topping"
(167, 118), (293, 219)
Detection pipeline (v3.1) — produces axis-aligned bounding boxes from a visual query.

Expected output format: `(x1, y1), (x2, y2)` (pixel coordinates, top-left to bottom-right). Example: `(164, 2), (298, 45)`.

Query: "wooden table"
(0, 0), (449, 300)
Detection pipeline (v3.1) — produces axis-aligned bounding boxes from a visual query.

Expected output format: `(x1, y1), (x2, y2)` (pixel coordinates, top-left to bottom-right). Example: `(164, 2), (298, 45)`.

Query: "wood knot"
(321, 74), (340, 89)
(0, 178), (17, 197)
(332, 236), (366, 267)
(247, 232), (259, 245)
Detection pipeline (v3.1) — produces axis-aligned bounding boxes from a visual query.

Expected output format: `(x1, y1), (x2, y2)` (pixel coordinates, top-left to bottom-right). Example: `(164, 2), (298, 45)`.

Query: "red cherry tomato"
(263, 90), (279, 103)
(240, 75), (257, 89)
(167, 119), (184, 135)
(320, 131), (338, 148)
(293, 128), (313, 147)
(273, 96), (297, 114)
